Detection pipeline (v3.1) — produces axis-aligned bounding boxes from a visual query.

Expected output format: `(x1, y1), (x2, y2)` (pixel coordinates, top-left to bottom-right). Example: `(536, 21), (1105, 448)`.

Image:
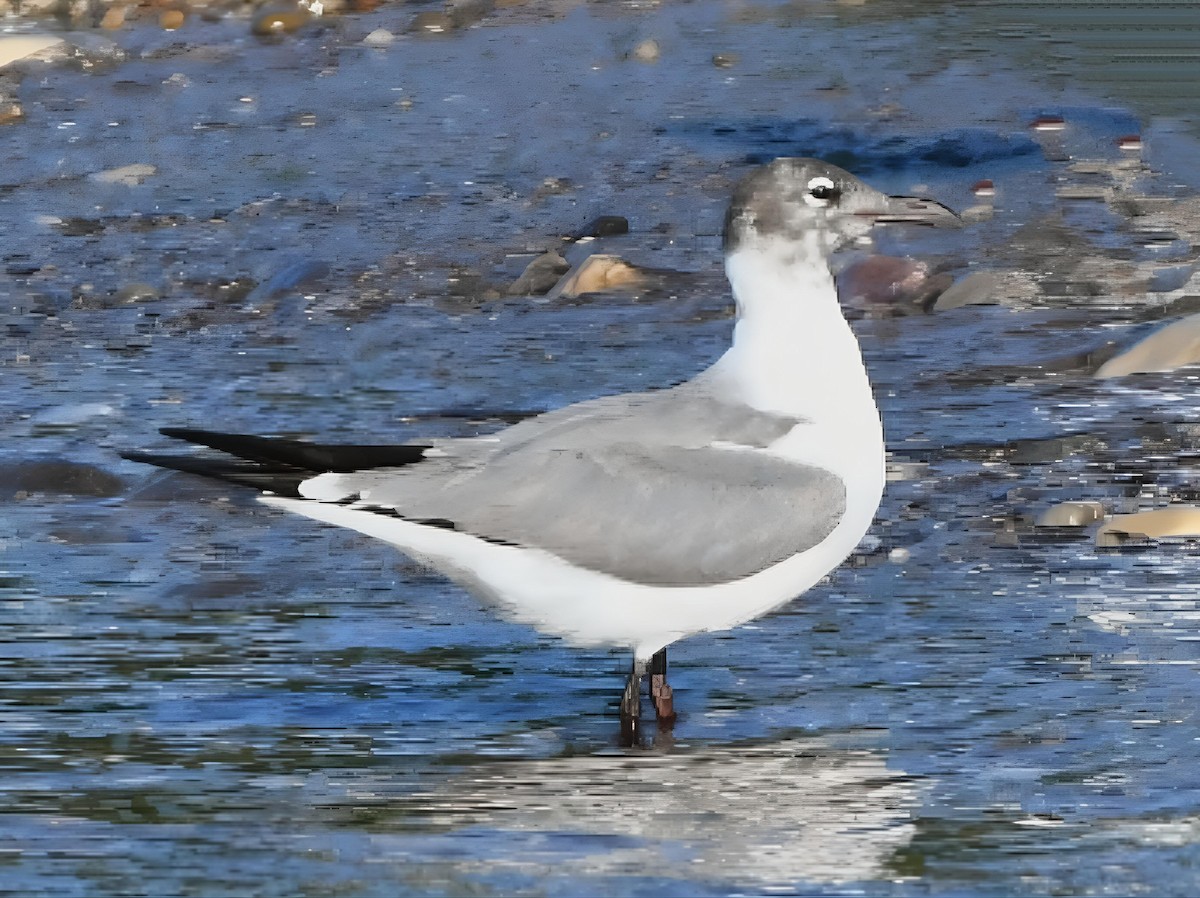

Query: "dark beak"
(864, 195), (962, 227)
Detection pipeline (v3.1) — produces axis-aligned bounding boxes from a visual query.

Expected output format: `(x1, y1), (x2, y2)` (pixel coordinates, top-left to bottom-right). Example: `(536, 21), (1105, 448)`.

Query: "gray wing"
(313, 381), (843, 586)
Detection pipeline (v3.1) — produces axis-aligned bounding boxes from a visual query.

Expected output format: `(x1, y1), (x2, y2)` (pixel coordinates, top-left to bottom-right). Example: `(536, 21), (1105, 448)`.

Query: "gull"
(124, 158), (957, 741)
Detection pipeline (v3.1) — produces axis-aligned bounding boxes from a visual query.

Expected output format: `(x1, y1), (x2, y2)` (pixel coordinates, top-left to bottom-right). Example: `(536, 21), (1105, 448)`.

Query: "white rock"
(363, 28), (394, 47)
(90, 163), (157, 186)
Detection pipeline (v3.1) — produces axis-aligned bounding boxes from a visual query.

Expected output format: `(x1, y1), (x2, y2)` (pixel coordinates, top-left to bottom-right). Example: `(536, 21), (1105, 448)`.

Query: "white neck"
(712, 235), (877, 429)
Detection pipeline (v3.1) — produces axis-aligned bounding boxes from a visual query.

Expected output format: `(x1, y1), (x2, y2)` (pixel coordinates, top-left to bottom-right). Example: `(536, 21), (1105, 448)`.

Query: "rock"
(837, 255), (947, 308)
(0, 34), (63, 69)
(31, 402), (117, 426)
(549, 254), (648, 299)
(0, 460), (124, 499)
(507, 250), (570, 296)
(90, 163), (157, 186)
(1036, 501), (1105, 527)
(116, 282), (161, 303)
(631, 39), (660, 62)
(570, 215), (629, 240)
(363, 28), (394, 47)
(933, 269), (1037, 311)
(100, 5), (126, 29)
(712, 53), (737, 68)
(1096, 506), (1200, 546)
(411, 11), (454, 34)
(244, 257), (332, 307)
(159, 9), (186, 29)
(1095, 312), (1200, 378)
(251, 5), (312, 36)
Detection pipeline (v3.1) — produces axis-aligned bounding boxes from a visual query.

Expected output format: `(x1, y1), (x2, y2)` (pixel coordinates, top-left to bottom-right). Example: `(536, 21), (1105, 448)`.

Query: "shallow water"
(4, 1), (1200, 895)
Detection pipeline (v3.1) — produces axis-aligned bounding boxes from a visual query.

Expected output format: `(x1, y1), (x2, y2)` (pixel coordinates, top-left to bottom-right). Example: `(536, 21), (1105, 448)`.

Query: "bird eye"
(807, 176), (837, 201)
(804, 176), (839, 207)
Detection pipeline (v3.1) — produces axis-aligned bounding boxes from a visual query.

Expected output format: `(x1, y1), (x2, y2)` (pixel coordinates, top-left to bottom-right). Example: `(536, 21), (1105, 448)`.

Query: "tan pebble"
(1095, 312), (1200, 378)
(552, 255), (647, 298)
(1096, 506), (1200, 546)
(251, 6), (312, 36)
(1036, 501), (1105, 527)
(411, 11), (454, 33)
(159, 9), (185, 30)
(631, 39), (659, 62)
(0, 34), (64, 69)
(100, 5), (126, 28)
(0, 102), (23, 125)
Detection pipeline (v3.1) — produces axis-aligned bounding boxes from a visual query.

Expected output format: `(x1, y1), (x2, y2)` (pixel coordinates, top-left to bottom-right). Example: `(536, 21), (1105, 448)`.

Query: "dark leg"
(649, 648), (676, 723)
(619, 655), (646, 745)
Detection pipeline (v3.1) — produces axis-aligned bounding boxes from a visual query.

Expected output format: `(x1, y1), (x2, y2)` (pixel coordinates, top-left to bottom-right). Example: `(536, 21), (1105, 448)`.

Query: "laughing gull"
(124, 158), (957, 740)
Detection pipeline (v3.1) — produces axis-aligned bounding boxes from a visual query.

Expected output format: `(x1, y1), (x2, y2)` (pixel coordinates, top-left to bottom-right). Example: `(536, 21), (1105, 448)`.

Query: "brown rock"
(838, 255), (948, 308)
(251, 5), (312, 36)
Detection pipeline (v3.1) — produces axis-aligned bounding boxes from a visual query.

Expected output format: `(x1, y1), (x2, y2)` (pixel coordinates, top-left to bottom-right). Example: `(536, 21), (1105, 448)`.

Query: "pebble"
(0, 33), (63, 69)
(160, 9), (186, 30)
(507, 250), (570, 296)
(631, 38), (660, 62)
(932, 269), (1037, 312)
(549, 254), (647, 299)
(1094, 312), (1200, 378)
(0, 459), (124, 498)
(1036, 501), (1105, 527)
(363, 28), (395, 47)
(1096, 506), (1200, 546)
(411, 11), (454, 34)
(116, 282), (161, 304)
(100, 5), (126, 29)
(251, 5), (313, 36)
(90, 163), (157, 186)
(571, 215), (629, 240)
(712, 53), (737, 68)
(837, 255), (950, 309)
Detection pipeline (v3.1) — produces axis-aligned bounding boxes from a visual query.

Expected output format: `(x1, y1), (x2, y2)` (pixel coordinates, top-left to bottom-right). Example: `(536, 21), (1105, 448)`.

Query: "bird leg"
(619, 656), (647, 745)
(649, 648), (676, 723)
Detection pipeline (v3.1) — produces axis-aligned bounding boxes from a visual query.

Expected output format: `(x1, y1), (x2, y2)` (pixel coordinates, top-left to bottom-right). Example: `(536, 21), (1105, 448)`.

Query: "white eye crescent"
(804, 175), (838, 207)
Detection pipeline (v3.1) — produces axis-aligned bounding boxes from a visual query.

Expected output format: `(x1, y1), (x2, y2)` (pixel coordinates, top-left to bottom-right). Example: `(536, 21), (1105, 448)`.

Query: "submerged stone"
(1095, 312), (1200, 378)
(251, 5), (312, 36)
(507, 250), (570, 296)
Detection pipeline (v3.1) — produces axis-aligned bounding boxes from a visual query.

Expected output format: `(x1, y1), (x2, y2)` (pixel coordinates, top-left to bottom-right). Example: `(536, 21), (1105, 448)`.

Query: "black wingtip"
(120, 450), (307, 496)
(156, 427), (431, 473)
